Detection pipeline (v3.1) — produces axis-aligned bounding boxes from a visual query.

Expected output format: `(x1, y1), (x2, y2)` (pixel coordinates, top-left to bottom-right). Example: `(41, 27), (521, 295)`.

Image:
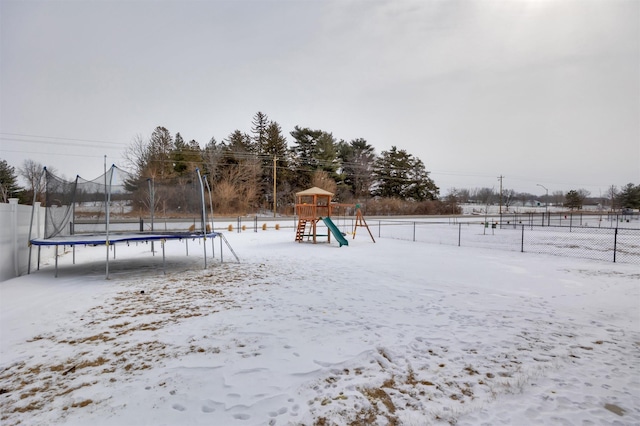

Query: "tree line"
(445, 185), (640, 212)
(1, 110), (639, 215)
(122, 112), (442, 215)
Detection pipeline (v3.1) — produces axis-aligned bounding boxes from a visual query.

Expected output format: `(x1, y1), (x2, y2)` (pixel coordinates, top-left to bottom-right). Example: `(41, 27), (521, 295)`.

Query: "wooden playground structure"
(294, 187), (375, 246)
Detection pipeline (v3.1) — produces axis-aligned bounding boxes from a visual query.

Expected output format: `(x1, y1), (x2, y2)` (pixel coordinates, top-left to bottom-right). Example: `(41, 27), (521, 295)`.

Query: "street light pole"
(537, 184), (548, 224)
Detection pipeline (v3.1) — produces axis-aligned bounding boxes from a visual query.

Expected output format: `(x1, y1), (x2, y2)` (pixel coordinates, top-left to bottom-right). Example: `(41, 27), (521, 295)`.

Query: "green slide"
(321, 217), (349, 247)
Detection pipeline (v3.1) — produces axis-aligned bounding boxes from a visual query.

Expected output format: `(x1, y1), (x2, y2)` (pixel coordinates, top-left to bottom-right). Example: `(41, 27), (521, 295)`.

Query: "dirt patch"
(604, 403), (625, 416)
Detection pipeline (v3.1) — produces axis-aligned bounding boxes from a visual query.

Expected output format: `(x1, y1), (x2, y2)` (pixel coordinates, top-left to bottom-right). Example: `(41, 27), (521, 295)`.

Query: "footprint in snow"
(233, 413), (250, 420)
(268, 407), (288, 417)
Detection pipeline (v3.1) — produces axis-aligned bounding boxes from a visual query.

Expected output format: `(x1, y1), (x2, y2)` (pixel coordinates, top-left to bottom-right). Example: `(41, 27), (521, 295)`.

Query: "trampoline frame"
(29, 232), (239, 279)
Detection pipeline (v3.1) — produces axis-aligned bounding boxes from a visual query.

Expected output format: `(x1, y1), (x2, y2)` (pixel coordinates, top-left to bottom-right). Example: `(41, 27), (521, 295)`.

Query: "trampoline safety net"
(41, 165), (209, 238)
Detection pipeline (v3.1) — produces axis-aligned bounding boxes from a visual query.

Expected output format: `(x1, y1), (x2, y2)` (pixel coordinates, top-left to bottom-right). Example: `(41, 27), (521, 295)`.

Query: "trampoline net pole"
(196, 168), (207, 269)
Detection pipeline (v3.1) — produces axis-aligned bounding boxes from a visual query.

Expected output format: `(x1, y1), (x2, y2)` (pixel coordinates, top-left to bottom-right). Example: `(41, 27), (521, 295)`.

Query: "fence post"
(458, 223), (461, 247)
(613, 227), (618, 263)
(570, 214), (573, 232)
(521, 225), (525, 253)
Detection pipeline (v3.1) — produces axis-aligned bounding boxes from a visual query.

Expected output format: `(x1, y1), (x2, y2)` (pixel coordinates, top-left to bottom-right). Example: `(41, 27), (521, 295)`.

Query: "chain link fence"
(369, 214), (640, 265)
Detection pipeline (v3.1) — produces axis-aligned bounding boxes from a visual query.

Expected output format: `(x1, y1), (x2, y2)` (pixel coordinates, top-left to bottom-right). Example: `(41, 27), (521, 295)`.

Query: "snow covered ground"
(1, 227), (639, 425)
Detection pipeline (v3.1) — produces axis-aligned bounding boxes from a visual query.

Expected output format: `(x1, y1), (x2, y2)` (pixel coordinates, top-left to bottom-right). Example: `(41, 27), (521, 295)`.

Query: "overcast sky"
(1, 0), (638, 196)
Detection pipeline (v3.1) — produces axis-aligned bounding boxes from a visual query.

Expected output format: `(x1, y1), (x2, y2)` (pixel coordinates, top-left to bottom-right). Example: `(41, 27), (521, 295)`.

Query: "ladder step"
(296, 219), (307, 241)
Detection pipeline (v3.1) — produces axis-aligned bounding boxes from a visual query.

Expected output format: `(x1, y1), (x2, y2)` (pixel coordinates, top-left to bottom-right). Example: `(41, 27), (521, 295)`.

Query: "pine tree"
(263, 121), (289, 184)
(251, 111), (269, 153)
(148, 126), (174, 179)
(172, 132), (189, 175)
(372, 146), (411, 198)
(337, 138), (375, 199)
(618, 183), (640, 209)
(263, 122), (287, 157)
(403, 156), (439, 201)
(289, 126), (322, 189)
(372, 146), (438, 201)
(315, 132), (339, 178)
(0, 159), (22, 202)
(224, 130), (254, 159)
(564, 190), (584, 210)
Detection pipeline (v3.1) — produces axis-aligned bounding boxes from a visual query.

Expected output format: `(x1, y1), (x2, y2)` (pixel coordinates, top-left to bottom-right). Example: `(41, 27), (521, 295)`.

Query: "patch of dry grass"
(0, 265), (278, 426)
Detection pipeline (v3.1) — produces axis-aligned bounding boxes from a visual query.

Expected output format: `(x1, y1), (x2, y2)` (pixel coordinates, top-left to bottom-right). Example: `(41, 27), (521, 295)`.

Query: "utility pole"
(498, 175), (504, 215)
(273, 155), (277, 218)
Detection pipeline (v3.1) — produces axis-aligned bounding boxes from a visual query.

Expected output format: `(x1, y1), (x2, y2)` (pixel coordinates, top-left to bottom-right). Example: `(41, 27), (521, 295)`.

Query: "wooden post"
(353, 208), (375, 243)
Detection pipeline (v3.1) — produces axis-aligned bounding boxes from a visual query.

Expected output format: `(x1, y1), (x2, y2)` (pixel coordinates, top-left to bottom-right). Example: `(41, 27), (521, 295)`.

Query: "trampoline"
(28, 166), (238, 279)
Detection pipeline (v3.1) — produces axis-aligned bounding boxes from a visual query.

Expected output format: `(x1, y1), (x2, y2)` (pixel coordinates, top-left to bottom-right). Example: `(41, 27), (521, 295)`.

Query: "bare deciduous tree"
(123, 134), (150, 177)
(476, 187), (495, 206)
(606, 185), (619, 211)
(19, 159), (51, 203)
(311, 170), (337, 194)
(551, 190), (564, 207)
(212, 159), (261, 214)
(503, 189), (516, 211)
(202, 138), (224, 183)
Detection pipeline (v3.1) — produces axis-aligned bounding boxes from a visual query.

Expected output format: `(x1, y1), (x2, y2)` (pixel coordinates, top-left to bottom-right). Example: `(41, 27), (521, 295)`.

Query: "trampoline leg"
(162, 240), (166, 274)
(55, 245), (58, 278)
(106, 241), (110, 280)
(220, 236), (224, 263)
(203, 236), (207, 269)
(37, 246), (41, 271)
(186, 239), (189, 256)
(73, 246), (75, 264)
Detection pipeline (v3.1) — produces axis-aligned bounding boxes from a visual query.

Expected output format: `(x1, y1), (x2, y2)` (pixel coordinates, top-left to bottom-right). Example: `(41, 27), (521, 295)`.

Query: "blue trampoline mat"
(30, 232), (219, 246)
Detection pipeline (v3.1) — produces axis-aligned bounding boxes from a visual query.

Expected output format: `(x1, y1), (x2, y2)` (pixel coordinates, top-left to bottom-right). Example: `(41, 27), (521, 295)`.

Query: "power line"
(0, 132), (128, 147)
(1, 146), (126, 162)
(3, 133), (624, 192)
(0, 137), (126, 152)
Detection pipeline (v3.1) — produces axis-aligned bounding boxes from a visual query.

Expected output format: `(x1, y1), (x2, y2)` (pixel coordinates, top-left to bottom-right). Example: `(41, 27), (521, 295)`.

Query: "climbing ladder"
(295, 219), (307, 242)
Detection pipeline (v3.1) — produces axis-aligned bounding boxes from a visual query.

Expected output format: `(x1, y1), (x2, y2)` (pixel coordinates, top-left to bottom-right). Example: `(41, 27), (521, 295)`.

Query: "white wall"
(0, 199), (49, 282)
